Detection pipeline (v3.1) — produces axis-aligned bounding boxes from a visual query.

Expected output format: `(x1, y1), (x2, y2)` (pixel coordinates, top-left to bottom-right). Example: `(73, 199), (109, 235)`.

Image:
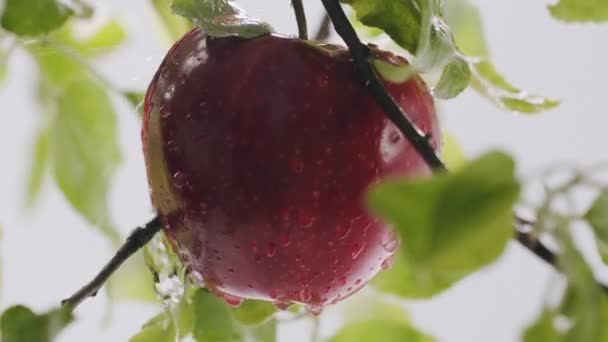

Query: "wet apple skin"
(142, 28), (440, 307)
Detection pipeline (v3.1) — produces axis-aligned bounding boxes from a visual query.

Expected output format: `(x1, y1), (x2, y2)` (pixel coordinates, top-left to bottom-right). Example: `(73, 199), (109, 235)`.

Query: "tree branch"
(319, 0), (608, 294)
(292, 0), (309, 40)
(61, 216), (162, 309)
(314, 14), (332, 41)
(319, 0), (446, 171)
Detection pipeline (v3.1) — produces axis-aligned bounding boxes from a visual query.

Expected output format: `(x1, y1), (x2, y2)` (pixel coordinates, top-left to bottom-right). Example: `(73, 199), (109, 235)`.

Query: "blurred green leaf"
(193, 290), (242, 341)
(152, 0), (195, 43)
(108, 251), (157, 302)
(172, 0), (272, 38)
(249, 319), (276, 342)
(232, 300), (276, 326)
(369, 152), (519, 298)
(549, 0), (608, 23)
(341, 0), (421, 54)
(48, 78), (121, 242)
(130, 312), (177, 342)
(0, 43), (10, 86)
(522, 309), (560, 342)
(341, 291), (410, 324)
(329, 320), (435, 342)
(1, 0), (73, 36)
(442, 132), (467, 170)
(25, 130), (50, 208)
(445, 0), (559, 113)
(123, 90), (146, 117)
(433, 56), (471, 99)
(373, 248), (452, 298)
(0, 306), (73, 342)
(55, 19), (128, 57)
(585, 189), (608, 242)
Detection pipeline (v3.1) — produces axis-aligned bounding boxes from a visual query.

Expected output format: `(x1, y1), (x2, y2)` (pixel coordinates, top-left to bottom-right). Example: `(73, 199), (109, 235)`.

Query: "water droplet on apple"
(274, 301), (292, 311)
(291, 157), (304, 173)
(160, 68), (169, 79)
(335, 225), (351, 239)
(254, 253), (262, 263)
(172, 171), (188, 189)
(299, 276), (310, 287)
(166, 140), (178, 151)
(266, 242), (277, 257)
(381, 257), (394, 270)
(199, 101), (209, 114)
(163, 84), (176, 100)
(223, 293), (244, 307)
(312, 190), (321, 199)
(228, 268), (235, 273)
(199, 202), (208, 215)
(279, 234), (291, 247)
(354, 278), (362, 285)
(270, 289), (278, 299)
(297, 213), (315, 228)
(299, 288), (312, 302)
(337, 276), (347, 286)
(389, 131), (401, 143)
(309, 305), (323, 316)
(295, 254), (303, 263)
(380, 230), (400, 253)
(351, 243), (365, 259)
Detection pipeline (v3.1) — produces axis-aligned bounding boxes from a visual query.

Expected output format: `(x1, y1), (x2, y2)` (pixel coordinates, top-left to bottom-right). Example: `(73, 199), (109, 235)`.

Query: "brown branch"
(318, 0), (608, 294)
(314, 14), (332, 41)
(61, 216), (162, 309)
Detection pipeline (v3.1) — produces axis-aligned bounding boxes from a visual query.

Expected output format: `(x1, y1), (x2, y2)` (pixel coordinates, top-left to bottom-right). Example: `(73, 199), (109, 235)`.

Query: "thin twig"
(319, 0), (446, 171)
(318, 0), (608, 293)
(61, 216), (162, 309)
(314, 14), (332, 41)
(291, 0), (309, 40)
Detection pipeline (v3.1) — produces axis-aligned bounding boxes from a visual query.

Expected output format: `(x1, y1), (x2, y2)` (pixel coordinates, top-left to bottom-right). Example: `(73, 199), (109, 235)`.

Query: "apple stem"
(61, 216), (163, 310)
(292, 0), (309, 40)
(319, 0), (608, 294)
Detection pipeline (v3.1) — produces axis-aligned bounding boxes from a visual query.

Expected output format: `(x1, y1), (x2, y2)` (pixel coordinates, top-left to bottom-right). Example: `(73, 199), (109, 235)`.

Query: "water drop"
(199, 101), (209, 114)
(160, 68), (169, 79)
(223, 293), (244, 307)
(279, 234), (291, 247)
(270, 289), (279, 300)
(291, 157), (304, 173)
(254, 253), (263, 263)
(298, 213), (315, 228)
(299, 288), (312, 302)
(274, 302), (292, 311)
(389, 131), (401, 143)
(295, 254), (303, 263)
(355, 279), (362, 285)
(381, 257), (394, 270)
(351, 243), (365, 259)
(299, 276), (310, 288)
(266, 242), (277, 257)
(381, 231), (400, 253)
(312, 190), (321, 199)
(166, 140), (178, 152)
(228, 268), (235, 273)
(337, 276), (347, 286)
(155, 274), (184, 307)
(309, 305), (323, 316)
(335, 225), (351, 239)
(172, 171), (188, 189)
(200, 202), (208, 215)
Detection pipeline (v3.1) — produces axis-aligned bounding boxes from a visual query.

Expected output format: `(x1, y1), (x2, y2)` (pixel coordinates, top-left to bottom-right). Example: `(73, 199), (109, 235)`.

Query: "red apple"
(142, 28), (440, 310)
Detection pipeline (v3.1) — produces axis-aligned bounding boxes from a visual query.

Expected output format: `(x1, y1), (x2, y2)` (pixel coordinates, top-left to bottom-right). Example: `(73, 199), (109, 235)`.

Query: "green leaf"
(341, 291), (410, 324)
(232, 300), (276, 326)
(433, 56), (471, 99)
(193, 290), (242, 342)
(25, 129), (50, 208)
(55, 19), (128, 57)
(1, 0), (73, 36)
(108, 251), (156, 302)
(549, 0), (608, 23)
(522, 310), (560, 342)
(0, 43), (10, 86)
(442, 132), (467, 170)
(585, 189), (608, 242)
(368, 152), (519, 298)
(123, 90), (146, 117)
(49, 78), (122, 242)
(0, 306), (73, 342)
(329, 320), (435, 342)
(249, 319), (276, 342)
(445, 0), (559, 113)
(152, 0), (195, 43)
(130, 313), (177, 342)
(342, 0), (421, 54)
(171, 0), (272, 38)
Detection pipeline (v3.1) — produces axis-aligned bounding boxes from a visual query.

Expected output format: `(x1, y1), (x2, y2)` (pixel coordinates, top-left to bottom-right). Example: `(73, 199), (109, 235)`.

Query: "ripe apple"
(142, 28), (440, 310)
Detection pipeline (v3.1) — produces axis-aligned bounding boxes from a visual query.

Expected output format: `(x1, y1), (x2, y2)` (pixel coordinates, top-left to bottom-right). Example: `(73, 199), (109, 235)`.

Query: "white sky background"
(1, 0), (607, 341)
